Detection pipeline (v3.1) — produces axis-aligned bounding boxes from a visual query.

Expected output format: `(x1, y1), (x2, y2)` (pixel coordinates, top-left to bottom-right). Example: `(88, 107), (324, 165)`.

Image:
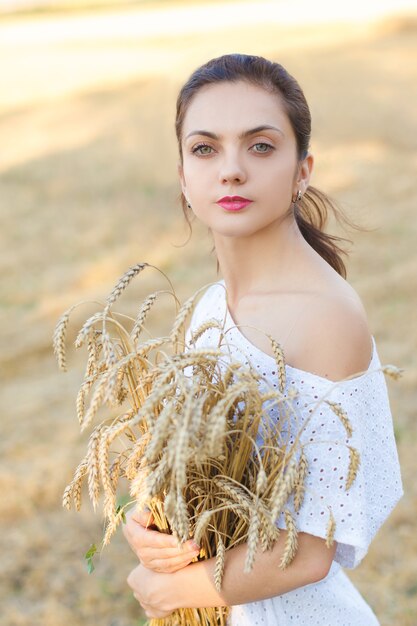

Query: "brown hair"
(175, 53), (369, 279)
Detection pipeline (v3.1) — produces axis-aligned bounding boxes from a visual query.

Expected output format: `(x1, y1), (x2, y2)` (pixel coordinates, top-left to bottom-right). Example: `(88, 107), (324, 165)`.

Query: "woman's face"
(178, 80), (312, 239)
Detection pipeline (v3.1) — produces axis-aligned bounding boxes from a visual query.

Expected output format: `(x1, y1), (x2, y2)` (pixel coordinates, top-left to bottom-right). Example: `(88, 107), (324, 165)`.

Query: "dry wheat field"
(1, 2), (416, 624)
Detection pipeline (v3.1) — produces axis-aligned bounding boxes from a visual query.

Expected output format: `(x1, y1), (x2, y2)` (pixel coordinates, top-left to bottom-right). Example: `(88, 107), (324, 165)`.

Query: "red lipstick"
(216, 195), (253, 211)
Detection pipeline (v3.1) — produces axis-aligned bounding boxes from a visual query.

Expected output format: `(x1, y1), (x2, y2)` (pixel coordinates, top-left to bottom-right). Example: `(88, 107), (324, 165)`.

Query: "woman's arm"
(168, 530), (335, 609)
(127, 529), (336, 613)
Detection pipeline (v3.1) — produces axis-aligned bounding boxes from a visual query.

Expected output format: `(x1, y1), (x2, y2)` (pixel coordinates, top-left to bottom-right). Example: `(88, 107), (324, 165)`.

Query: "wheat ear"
(293, 449), (308, 512)
(125, 432), (152, 480)
(98, 426), (116, 520)
(267, 335), (286, 393)
(103, 507), (126, 546)
(255, 466), (268, 496)
(270, 458), (298, 521)
(62, 458), (88, 510)
(190, 319), (224, 344)
(131, 293), (158, 344)
(102, 330), (118, 368)
(175, 491), (191, 543)
(381, 364), (404, 380)
(279, 509), (298, 569)
(170, 294), (198, 344)
(244, 507), (260, 574)
(81, 372), (110, 432)
(214, 534), (226, 591)
(109, 457), (121, 492)
(87, 426), (103, 511)
(74, 312), (104, 349)
(325, 400), (353, 438)
(325, 507), (336, 547)
(53, 308), (72, 371)
(193, 510), (213, 547)
(345, 446), (361, 491)
(103, 263), (148, 315)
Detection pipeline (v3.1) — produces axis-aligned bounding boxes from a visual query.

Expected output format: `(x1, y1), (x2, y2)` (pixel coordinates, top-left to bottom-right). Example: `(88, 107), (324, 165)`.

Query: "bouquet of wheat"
(53, 263), (402, 626)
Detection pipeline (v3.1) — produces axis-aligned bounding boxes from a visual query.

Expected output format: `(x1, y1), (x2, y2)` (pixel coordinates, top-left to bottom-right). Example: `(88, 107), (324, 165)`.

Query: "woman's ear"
(177, 162), (186, 196)
(298, 152), (314, 194)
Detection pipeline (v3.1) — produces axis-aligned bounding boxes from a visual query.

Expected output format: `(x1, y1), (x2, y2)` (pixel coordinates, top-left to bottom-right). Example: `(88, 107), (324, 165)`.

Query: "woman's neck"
(212, 218), (324, 302)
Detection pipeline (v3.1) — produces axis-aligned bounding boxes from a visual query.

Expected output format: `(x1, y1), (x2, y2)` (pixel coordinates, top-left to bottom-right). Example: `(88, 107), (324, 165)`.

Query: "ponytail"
(294, 186), (369, 279)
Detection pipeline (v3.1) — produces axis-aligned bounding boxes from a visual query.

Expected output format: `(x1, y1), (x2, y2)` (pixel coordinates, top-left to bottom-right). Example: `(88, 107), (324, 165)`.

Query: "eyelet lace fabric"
(184, 281), (404, 626)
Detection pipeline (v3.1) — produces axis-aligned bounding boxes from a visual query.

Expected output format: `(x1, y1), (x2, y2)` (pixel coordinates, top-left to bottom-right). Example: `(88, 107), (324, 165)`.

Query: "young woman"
(122, 53), (404, 624)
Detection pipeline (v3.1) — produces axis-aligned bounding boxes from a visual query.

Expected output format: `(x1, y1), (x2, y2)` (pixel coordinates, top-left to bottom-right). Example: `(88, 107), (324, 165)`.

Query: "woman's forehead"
(182, 81), (289, 137)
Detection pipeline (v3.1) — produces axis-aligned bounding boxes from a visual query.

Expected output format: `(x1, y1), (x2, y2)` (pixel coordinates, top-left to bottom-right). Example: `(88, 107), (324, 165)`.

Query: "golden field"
(1, 2), (416, 624)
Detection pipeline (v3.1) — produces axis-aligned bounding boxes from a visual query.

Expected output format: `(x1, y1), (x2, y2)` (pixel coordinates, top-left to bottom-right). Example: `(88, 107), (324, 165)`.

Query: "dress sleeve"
(274, 366), (404, 569)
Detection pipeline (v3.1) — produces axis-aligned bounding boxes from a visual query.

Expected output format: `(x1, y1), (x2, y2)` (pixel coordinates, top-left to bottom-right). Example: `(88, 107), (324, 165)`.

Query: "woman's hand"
(127, 562), (177, 619)
(122, 507), (201, 573)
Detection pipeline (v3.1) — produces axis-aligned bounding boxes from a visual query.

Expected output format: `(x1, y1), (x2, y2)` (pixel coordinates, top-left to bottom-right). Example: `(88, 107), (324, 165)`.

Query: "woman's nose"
(218, 150), (247, 184)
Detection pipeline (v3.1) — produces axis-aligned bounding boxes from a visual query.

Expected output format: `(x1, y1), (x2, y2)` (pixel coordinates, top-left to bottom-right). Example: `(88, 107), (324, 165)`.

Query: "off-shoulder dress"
(185, 280), (404, 626)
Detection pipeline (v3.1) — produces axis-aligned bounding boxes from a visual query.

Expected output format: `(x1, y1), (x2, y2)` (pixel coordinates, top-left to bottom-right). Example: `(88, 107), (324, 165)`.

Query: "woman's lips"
(217, 200), (253, 211)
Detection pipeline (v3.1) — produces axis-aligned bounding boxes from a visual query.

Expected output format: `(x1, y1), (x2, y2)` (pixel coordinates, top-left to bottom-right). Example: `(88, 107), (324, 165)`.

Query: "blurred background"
(1, 1), (416, 624)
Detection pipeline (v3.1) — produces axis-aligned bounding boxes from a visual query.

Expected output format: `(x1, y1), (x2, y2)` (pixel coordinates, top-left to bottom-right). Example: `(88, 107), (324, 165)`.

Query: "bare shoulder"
(285, 283), (373, 382)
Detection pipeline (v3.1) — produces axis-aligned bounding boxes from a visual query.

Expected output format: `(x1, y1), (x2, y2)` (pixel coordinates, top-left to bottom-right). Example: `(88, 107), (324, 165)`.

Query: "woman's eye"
(252, 142), (274, 153)
(191, 143), (213, 155)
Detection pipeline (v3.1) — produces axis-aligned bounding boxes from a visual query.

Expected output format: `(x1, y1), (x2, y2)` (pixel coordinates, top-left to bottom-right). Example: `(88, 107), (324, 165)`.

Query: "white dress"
(185, 279), (404, 626)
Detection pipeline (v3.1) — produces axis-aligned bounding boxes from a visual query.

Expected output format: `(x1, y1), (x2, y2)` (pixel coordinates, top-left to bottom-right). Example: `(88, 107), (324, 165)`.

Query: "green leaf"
(116, 504), (127, 524)
(85, 543), (97, 559)
(85, 543), (97, 574)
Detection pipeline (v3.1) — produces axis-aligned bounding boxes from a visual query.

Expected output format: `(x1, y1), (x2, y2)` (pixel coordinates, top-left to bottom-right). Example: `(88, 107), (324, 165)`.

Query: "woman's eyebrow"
(185, 125), (285, 140)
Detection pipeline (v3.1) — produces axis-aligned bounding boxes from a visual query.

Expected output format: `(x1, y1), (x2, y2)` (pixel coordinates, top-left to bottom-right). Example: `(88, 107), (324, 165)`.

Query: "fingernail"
(191, 542), (200, 551)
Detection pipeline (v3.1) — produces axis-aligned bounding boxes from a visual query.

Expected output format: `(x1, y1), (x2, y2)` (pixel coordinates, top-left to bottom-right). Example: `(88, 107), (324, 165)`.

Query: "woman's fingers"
(125, 521), (181, 551)
(138, 532), (200, 559)
(147, 550), (200, 573)
(125, 506), (155, 529)
(131, 507), (155, 528)
(142, 538), (199, 553)
(123, 508), (165, 551)
(122, 506), (200, 569)
(138, 539), (200, 572)
(125, 508), (199, 551)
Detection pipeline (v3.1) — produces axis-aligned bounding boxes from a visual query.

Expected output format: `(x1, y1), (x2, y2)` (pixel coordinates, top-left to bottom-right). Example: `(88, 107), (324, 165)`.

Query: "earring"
(186, 198), (192, 209)
(293, 189), (302, 203)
